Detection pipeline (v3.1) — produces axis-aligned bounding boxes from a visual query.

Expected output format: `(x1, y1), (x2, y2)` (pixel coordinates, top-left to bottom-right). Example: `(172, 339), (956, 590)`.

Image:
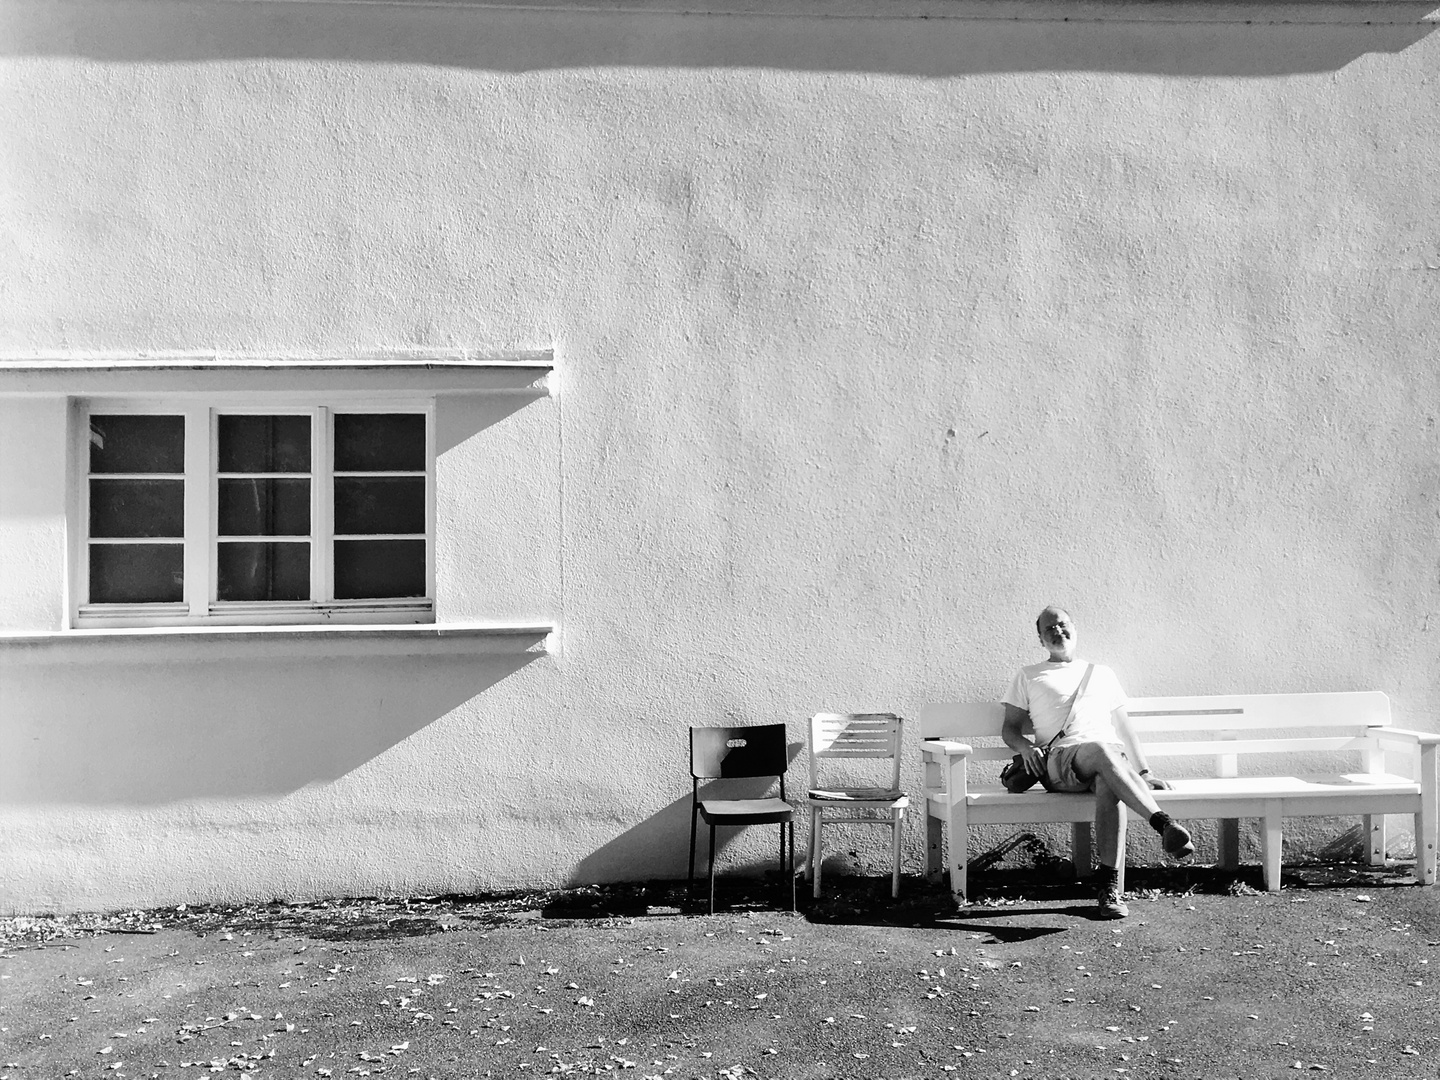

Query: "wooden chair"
(805, 712), (909, 898)
(689, 723), (796, 914)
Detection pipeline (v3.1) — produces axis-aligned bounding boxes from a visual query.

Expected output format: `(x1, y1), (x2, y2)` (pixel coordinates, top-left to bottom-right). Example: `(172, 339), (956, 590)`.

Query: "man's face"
(1038, 609), (1076, 659)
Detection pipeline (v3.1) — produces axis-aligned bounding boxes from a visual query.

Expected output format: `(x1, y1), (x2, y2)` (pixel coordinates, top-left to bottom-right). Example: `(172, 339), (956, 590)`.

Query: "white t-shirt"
(1002, 660), (1128, 749)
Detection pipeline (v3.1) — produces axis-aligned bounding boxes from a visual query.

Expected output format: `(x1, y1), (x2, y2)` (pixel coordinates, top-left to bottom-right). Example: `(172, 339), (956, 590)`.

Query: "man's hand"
(1018, 744), (1047, 777)
(1143, 773), (1172, 791)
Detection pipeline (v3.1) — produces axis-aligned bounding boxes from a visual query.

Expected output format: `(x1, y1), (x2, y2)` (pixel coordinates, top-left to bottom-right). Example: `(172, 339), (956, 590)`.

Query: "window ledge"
(0, 354), (553, 397)
(0, 622), (555, 661)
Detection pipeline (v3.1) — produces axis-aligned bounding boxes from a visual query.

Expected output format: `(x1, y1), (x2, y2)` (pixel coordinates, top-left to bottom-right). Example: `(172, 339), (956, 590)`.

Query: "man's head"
(1036, 606), (1077, 662)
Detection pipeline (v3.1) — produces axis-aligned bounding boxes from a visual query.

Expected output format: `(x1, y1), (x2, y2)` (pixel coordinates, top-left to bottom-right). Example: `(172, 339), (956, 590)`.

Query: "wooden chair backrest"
(809, 713), (903, 790)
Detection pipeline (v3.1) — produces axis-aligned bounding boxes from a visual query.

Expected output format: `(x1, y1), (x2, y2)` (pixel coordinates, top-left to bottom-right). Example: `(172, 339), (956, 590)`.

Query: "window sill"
(0, 622), (554, 661)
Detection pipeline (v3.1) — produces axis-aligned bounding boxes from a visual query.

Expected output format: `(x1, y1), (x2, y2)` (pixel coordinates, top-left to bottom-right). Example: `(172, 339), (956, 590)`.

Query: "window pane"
(218, 478), (311, 537)
(90, 544), (183, 604)
(216, 542), (310, 601)
(218, 415), (311, 473)
(89, 414), (184, 474)
(334, 413), (426, 472)
(333, 477), (425, 535)
(334, 539), (426, 599)
(90, 479), (184, 538)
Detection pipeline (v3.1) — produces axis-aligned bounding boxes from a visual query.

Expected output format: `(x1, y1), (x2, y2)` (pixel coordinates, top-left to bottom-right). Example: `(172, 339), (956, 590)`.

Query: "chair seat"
(699, 797), (794, 825)
(808, 787), (908, 806)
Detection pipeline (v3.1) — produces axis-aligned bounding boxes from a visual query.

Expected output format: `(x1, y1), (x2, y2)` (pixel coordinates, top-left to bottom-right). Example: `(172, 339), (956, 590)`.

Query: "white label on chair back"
(727, 738), (748, 748)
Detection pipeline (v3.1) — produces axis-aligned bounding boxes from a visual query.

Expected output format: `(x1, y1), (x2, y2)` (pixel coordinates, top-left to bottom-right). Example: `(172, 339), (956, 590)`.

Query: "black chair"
(688, 723), (796, 914)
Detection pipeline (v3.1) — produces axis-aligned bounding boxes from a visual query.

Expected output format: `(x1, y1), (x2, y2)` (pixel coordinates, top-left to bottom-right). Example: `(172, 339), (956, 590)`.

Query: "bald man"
(1002, 606), (1194, 919)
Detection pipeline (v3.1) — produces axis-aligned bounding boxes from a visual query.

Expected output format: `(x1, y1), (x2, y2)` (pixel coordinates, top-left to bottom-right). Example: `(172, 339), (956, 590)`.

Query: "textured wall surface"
(1, 0), (1437, 911)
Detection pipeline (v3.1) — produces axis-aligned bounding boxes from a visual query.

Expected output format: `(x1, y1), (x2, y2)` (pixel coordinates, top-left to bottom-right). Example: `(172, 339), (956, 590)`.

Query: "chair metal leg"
(688, 805), (698, 897)
(708, 823), (717, 915)
(779, 818), (785, 882)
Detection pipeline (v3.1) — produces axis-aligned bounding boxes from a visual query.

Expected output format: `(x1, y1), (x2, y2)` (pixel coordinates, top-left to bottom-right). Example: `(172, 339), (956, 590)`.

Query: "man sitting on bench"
(1002, 606), (1195, 919)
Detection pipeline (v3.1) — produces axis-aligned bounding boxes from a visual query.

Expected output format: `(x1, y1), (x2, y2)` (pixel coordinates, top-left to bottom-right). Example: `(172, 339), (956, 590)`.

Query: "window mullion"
(185, 404), (212, 619)
(316, 406), (334, 603)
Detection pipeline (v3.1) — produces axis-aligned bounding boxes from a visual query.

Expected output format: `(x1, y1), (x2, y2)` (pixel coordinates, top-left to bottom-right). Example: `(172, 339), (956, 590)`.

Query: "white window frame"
(71, 396), (436, 628)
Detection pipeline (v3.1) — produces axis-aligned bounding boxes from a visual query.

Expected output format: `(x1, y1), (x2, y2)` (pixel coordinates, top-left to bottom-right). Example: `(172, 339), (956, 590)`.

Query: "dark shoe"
(1162, 822), (1195, 860)
(1097, 878), (1129, 919)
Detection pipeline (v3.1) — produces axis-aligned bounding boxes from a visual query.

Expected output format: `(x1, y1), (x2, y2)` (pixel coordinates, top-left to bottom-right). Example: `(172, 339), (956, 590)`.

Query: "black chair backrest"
(690, 724), (788, 781)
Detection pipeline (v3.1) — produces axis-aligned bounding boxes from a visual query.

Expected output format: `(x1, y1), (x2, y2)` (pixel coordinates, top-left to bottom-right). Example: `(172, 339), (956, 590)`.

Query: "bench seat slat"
(966, 773), (1420, 801)
(957, 790), (1425, 826)
(925, 772), (1421, 808)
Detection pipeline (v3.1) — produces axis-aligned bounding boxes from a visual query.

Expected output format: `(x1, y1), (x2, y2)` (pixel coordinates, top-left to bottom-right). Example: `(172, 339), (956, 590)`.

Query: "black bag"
(1000, 753), (1045, 793)
(1001, 663), (1093, 795)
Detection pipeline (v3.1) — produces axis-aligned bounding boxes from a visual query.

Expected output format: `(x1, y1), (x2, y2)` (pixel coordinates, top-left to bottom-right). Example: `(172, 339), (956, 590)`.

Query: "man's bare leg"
(1074, 742), (1159, 818)
(1090, 776), (1130, 919)
(1074, 742), (1195, 861)
(1092, 776), (1125, 867)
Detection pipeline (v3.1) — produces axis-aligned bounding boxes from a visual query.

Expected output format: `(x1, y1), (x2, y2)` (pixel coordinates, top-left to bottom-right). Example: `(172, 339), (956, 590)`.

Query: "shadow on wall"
(0, 635), (547, 805)
(572, 741), (805, 883)
(436, 389), (548, 457)
(1, 0), (1433, 77)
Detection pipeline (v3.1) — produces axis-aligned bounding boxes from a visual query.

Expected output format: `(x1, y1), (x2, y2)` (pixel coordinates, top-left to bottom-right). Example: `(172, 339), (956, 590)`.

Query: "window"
(76, 399), (434, 627)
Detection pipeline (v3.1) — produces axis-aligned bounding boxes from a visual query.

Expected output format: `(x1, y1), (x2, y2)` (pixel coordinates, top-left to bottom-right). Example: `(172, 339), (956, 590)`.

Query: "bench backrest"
(920, 691), (1392, 766)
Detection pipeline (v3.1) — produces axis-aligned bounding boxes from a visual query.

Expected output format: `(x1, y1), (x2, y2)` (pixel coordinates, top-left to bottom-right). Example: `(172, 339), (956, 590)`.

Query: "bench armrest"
(1372, 726), (1440, 746)
(921, 739), (973, 760)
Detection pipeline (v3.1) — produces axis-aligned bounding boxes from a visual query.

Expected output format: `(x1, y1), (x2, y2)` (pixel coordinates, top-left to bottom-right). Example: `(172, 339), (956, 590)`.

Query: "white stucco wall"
(1, 0), (1437, 912)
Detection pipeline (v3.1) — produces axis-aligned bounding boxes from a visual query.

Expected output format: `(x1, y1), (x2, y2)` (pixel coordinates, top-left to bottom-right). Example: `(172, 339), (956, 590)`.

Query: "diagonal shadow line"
(929, 922), (1071, 941)
(941, 905), (1090, 920)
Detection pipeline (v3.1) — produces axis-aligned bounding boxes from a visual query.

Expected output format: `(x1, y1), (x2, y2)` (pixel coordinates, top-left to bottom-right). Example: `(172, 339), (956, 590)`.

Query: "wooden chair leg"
(788, 820), (796, 912)
(890, 810), (902, 898)
(811, 808), (824, 899)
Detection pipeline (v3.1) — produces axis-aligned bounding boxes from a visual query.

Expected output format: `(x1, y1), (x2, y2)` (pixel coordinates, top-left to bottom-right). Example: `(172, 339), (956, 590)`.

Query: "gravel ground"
(2, 862), (1436, 1080)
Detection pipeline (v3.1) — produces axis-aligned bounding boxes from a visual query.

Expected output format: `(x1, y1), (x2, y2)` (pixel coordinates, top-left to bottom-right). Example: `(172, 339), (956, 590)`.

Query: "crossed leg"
(1070, 742), (1159, 868)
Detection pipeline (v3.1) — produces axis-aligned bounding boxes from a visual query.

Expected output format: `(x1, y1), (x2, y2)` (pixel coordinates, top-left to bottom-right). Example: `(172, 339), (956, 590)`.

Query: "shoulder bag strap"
(1042, 662), (1094, 752)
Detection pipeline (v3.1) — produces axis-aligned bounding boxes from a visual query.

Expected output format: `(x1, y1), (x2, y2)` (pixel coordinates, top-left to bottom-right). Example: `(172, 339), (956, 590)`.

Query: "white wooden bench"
(920, 691), (1437, 901)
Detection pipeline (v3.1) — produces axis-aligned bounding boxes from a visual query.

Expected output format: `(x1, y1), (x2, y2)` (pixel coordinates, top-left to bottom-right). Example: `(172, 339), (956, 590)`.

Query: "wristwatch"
(1138, 768), (1152, 776)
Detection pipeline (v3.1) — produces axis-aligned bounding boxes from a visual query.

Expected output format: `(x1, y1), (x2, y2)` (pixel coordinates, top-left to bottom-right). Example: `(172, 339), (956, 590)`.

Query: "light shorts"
(1044, 741), (1128, 794)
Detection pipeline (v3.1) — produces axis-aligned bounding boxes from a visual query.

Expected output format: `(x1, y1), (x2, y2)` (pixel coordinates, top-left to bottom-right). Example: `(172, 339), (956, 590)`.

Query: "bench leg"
(1261, 800), (1283, 892)
(926, 811), (944, 885)
(949, 800), (968, 904)
(1363, 814), (1386, 865)
(1418, 742), (1437, 886)
(1218, 819), (1241, 869)
(1072, 822), (1094, 877)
